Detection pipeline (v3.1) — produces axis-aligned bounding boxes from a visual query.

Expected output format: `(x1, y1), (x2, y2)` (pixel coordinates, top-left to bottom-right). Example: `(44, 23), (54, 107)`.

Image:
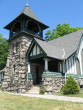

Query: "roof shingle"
(34, 29), (83, 60)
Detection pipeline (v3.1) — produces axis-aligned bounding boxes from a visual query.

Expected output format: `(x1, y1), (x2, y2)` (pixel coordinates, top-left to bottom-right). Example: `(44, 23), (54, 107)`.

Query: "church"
(0, 4), (83, 94)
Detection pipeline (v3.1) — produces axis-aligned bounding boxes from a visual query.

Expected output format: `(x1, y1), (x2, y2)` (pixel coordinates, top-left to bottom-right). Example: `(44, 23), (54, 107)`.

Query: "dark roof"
(34, 38), (63, 60)
(21, 5), (40, 22)
(47, 29), (83, 59)
(34, 29), (83, 60)
(4, 5), (49, 30)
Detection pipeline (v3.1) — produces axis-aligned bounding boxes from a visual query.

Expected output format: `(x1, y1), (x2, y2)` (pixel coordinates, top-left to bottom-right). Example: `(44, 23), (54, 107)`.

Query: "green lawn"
(0, 93), (83, 110)
(56, 90), (83, 98)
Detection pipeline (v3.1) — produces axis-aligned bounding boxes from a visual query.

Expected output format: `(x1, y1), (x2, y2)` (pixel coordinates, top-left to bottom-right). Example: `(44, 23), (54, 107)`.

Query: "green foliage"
(63, 76), (80, 95)
(40, 86), (46, 94)
(0, 34), (8, 70)
(0, 86), (2, 90)
(45, 23), (83, 40)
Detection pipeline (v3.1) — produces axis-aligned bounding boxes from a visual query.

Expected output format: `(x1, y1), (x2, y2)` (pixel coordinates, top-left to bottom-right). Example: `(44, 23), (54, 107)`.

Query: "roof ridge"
(34, 37), (62, 50)
(48, 29), (83, 42)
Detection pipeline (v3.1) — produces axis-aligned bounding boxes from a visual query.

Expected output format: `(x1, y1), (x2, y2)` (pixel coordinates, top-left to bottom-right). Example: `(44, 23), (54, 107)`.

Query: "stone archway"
(76, 58), (81, 75)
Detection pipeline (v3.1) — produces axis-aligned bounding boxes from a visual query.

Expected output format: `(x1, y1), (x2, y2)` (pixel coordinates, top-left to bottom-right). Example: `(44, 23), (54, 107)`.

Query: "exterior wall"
(0, 72), (4, 87)
(42, 75), (83, 94)
(64, 37), (83, 75)
(65, 56), (76, 74)
(42, 76), (65, 94)
(77, 37), (83, 75)
(2, 35), (32, 93)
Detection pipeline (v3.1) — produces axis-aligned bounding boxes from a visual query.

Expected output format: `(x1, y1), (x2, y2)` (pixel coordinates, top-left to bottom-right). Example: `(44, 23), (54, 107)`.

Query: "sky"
(0, 0), (83, 39)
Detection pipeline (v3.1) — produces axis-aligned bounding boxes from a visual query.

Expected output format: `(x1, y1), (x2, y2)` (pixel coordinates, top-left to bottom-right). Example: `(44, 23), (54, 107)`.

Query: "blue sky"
(0, 0), (83, 39)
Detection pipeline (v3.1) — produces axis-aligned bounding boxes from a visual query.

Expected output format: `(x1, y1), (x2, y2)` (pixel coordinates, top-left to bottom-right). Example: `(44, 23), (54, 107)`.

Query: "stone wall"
(2, 35), (32, 93)
(42, 76), (83, 94)
(42, 76), (65, 94)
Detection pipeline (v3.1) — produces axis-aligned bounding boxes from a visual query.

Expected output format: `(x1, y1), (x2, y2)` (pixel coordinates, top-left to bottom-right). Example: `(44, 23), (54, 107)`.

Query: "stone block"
(45, 78), (52, 82)
(45, 86), (52, 91)
(43, 82), (48, 86)
(80, 81), (83, 86)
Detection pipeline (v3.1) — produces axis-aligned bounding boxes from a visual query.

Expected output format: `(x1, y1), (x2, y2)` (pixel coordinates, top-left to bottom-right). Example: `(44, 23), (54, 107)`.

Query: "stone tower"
(2, 4), (48, 93)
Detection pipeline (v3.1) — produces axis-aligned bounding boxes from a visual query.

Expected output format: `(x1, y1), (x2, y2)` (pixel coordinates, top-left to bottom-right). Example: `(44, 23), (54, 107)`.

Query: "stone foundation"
(42, 77), (65, 94)
(42, 75), (83, 94)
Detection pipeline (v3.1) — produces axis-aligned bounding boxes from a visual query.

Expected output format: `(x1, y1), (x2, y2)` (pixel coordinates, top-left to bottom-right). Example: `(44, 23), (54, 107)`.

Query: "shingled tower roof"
(4, 4), (49, 30)
(21, 4), (41, 22)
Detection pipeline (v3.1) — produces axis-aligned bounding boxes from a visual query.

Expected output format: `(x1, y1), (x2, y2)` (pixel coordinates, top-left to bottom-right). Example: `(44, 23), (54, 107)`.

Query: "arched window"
(75, 58), (81, 75)
(26, 21), (40, 34)
(11, 20), (22, 35)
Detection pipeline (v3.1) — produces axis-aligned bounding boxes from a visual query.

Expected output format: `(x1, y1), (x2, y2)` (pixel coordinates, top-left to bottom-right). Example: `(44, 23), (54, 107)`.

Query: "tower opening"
(11, 20), (22, 37)
(27, 21), (40, 36)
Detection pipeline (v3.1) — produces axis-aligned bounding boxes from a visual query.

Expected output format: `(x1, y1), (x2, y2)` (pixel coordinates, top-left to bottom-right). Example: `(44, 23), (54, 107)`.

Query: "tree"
(0, 34), (8, 70)
(45, 23), (83, 41)
(63, 76), (80, 95)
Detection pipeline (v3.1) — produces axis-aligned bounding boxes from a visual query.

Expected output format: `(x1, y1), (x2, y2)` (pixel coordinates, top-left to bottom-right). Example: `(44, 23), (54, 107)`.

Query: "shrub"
(0, 86), (2, 91)
(63, 76), (80, 95)
(40, 86), (46, 95)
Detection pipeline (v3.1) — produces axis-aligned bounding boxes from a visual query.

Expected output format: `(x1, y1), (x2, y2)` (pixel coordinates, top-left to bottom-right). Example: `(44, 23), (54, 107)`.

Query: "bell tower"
(2, 4), (48, 93)
(4, 4), (48, 39)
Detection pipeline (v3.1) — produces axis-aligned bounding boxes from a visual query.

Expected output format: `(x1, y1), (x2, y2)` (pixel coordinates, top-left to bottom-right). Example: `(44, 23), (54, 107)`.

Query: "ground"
(56, 90), (83, 98)
(0, 92), (83, 110)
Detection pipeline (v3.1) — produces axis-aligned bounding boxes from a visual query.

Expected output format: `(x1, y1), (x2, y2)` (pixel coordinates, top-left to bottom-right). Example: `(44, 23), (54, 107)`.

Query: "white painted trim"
(62, 49), (65, 59)
(28, 62), (31, 73)
(44, 58), (49, 71)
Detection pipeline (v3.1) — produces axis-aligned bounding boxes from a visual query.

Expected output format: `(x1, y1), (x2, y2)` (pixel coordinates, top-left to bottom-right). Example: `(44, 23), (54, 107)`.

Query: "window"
(75, 58), (81, 75)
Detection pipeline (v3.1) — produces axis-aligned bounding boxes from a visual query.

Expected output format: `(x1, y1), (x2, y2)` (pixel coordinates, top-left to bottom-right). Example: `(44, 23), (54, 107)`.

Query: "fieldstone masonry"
(1, 34), (83, 94)
(42, 76), (83, 94)
(2, 35), (32, 93)
(42, 77), (65, 94)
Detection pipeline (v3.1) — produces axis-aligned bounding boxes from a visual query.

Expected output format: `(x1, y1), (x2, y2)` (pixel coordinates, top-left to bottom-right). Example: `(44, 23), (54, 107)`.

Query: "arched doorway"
(76, 58), (81, 75)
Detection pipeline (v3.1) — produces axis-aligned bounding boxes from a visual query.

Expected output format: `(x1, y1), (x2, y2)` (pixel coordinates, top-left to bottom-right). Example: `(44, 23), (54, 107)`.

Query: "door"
(36, 66), (40, 84)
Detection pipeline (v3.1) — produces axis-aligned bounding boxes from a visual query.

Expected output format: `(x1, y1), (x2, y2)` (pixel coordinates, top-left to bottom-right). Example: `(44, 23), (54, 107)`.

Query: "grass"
(0, 92), (83, 110)
(56, 90), (83, 98)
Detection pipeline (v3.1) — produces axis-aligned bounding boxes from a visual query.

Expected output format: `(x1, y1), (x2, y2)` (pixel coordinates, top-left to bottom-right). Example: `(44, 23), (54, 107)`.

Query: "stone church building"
(0, 4), (83, 94)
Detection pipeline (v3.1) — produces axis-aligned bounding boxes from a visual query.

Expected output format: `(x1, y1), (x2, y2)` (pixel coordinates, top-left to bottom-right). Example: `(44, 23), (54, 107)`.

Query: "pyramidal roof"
(21, 5), (41, 22)
(4, 4), (49, 30)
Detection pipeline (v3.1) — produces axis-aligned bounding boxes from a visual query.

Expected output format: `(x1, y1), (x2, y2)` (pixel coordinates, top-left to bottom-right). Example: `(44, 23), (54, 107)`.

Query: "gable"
(30, 44), (43, 57)
(27, 39), (46, 60)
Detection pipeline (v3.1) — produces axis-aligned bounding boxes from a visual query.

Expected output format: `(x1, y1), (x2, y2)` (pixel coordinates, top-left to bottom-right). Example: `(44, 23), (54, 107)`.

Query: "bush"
(0, 86), (2, 91)
(63, 76), (80, 95)
(39, 86), (46, 95)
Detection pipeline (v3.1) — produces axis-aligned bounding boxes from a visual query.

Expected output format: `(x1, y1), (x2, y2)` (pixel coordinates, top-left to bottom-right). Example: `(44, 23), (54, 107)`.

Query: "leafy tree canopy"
(45, 23), (83, 41)
(0, 34), (8, 70)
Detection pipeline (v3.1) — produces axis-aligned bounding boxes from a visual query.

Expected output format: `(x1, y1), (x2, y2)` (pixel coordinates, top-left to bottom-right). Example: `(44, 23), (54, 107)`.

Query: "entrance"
(36, 66), (40, 85)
